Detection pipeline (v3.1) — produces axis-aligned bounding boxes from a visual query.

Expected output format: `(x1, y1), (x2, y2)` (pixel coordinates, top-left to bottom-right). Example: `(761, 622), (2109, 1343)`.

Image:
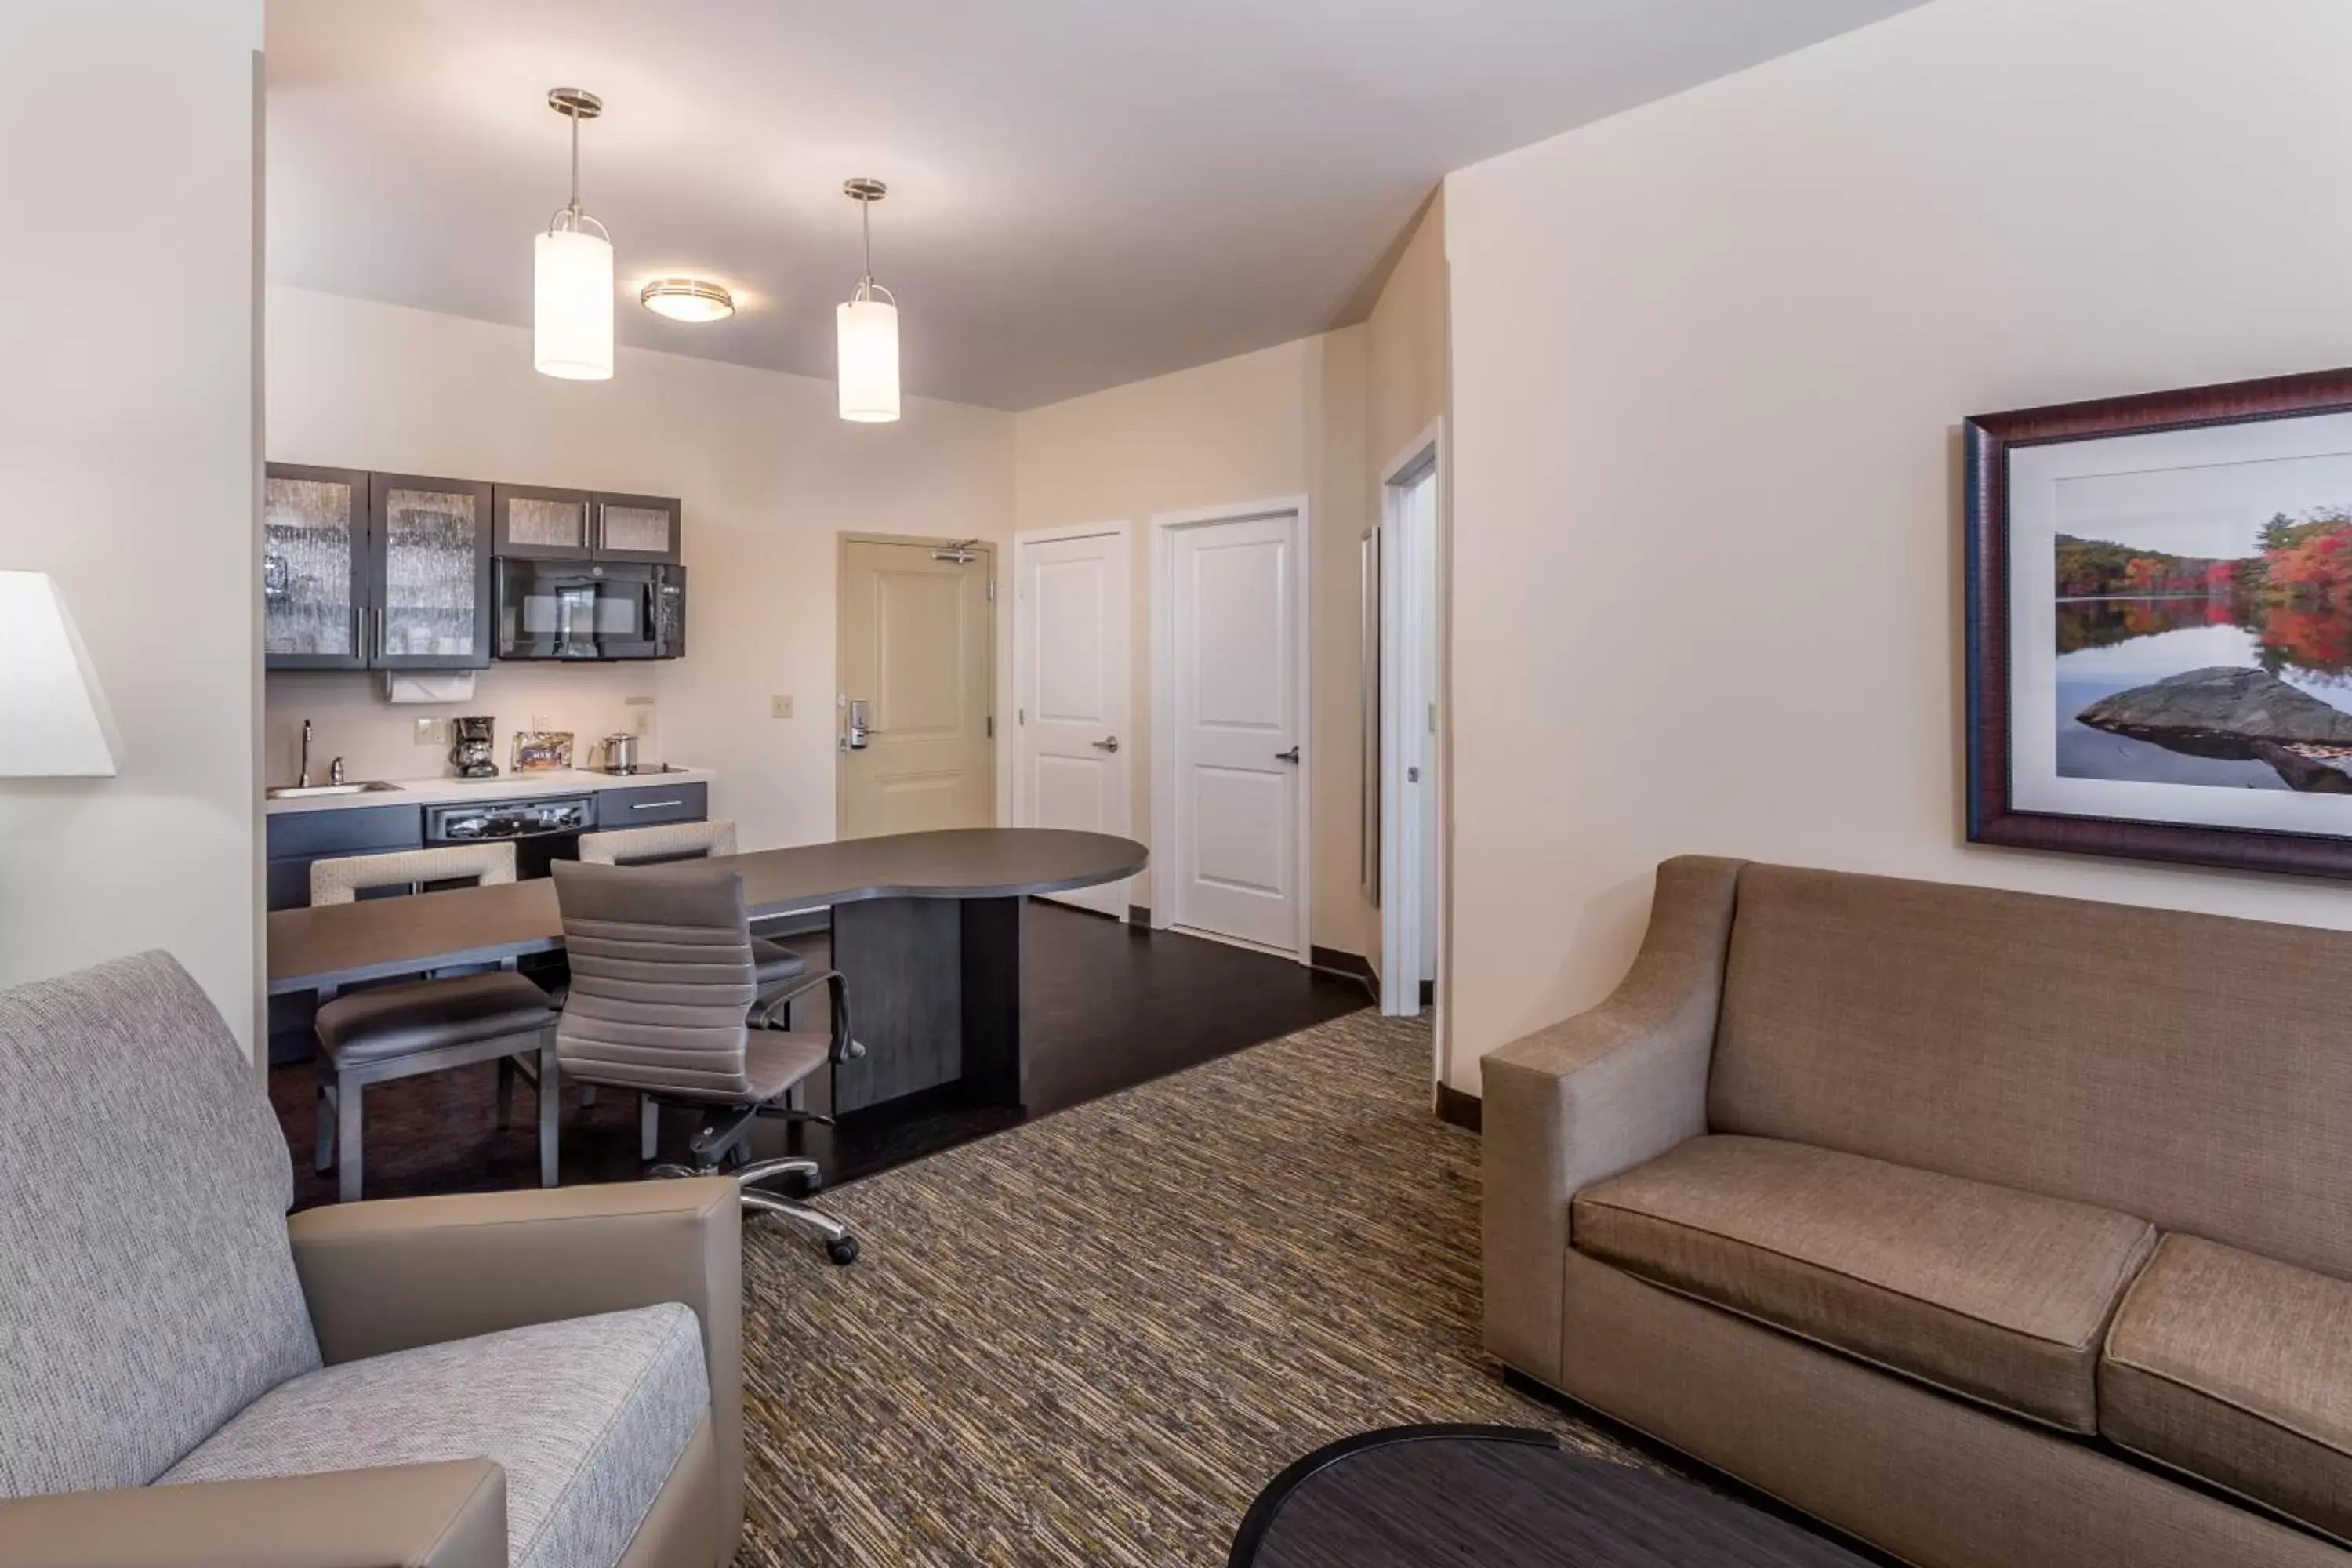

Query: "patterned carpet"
(735, 1008), (1672, 1566)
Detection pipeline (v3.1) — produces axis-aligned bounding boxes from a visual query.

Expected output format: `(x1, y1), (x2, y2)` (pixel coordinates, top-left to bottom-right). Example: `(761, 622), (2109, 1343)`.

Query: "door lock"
(842, 698), (872, 750)
(1091, 735), (1120, 753)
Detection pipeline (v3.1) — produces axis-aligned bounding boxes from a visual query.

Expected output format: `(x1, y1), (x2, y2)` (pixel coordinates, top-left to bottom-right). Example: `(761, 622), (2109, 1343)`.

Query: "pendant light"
(837, 177), (901, 423)
(535, 87), (614, 380)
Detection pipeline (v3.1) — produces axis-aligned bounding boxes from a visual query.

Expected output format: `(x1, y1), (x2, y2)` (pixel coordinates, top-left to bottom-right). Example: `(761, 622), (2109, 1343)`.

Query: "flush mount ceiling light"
(534, 86), (614, 380)
(837, 177), (901, 423)
(639, 278), (736, 323)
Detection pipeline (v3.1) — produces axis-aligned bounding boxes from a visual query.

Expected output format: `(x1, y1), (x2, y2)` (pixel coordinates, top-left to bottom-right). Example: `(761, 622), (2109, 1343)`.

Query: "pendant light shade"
(837, 177), (901, 423)
(535, 227), (614, 379)
(837, 296), (901, 423)
(535, 88), (614, 382)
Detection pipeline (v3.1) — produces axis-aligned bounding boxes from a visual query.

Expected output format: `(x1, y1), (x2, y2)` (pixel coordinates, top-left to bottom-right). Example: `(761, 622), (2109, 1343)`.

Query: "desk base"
(830, 895), (1025, 1114)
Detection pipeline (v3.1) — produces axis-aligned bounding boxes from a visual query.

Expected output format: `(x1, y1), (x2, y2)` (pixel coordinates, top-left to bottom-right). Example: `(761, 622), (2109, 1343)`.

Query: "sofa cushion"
(1709, 862), (2352, 1283)
(1573, 1136), (2156, 1432)
(2102, 1235), (2352, 1546)
(0, 953), (321, 1498)
(161, 1304), (707, 1568)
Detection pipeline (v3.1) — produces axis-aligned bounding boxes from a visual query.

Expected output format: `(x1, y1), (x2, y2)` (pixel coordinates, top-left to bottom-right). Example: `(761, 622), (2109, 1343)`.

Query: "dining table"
(267, 826), (1149, 1114)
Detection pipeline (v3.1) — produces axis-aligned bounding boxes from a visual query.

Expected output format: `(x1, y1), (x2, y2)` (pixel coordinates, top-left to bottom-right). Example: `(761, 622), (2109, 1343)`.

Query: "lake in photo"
(2053, 495), (2352, 795)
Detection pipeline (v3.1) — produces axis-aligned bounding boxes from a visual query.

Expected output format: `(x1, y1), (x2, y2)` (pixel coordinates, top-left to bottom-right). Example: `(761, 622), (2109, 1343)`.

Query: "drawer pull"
(630, 798), (686, 811)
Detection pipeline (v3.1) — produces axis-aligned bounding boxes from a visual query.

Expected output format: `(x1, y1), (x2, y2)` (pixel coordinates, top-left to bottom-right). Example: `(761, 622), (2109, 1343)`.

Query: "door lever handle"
(1091, 736), (1120, 753)
(1275, 746), (1301, 763)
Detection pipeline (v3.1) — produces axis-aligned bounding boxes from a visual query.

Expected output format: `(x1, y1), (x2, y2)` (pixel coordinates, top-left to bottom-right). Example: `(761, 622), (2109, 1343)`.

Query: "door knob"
(1092, 736), (1120, 753)
(1276, 746), (1301, 763)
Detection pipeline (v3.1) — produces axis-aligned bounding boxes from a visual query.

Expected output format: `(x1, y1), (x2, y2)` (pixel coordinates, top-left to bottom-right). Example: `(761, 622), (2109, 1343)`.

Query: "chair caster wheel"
(826, 1236), (859, 1266)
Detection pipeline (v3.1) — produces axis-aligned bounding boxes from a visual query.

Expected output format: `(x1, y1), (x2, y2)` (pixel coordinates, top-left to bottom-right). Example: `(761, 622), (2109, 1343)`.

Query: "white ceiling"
(266, 0), (1924, 411)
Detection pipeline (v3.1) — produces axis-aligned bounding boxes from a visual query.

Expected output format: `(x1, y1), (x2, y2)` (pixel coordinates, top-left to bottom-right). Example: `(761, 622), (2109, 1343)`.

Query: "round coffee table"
(1228, 1425), (1872, 1567)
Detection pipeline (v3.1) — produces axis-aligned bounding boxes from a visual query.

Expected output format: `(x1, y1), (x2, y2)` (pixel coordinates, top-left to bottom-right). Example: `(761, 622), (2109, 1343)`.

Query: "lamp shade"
(535, 228), (615, 380)
(837, 296), (901, 423)
(0, 571), (119, 777)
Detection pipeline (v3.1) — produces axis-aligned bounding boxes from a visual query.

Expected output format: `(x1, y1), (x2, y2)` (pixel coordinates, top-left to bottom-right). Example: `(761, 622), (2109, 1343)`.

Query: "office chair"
(576, 818), (810, 1000)
(550, 858), (863, 1263)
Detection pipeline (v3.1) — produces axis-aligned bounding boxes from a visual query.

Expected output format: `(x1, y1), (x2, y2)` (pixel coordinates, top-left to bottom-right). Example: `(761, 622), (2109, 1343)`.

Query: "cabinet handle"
(374, 607), (386, 663)
(349, 604), (361, 659)
(630, 799), (685, 811)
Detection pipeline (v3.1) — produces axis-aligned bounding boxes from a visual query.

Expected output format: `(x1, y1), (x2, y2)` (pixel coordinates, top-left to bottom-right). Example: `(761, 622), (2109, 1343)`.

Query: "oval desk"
(267, 828), (1149, 1114)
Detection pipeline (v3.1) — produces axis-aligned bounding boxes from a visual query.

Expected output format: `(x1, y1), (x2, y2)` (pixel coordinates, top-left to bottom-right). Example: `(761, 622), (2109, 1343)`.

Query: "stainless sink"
(266, 781), (405, 800)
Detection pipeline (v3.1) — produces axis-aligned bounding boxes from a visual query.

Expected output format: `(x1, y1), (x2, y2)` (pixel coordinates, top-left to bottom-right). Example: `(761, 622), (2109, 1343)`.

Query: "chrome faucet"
(299, 719), (313, 789)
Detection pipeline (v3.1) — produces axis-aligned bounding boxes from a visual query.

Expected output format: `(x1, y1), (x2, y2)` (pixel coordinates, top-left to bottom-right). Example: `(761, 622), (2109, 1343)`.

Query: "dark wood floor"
(269, 899), (1370, 1210)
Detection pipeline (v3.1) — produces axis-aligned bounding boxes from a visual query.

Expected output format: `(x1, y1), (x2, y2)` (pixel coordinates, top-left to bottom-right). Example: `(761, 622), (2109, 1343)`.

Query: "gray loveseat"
(0, 952), (744, 1568)
(1483, 856), (2352, 1568)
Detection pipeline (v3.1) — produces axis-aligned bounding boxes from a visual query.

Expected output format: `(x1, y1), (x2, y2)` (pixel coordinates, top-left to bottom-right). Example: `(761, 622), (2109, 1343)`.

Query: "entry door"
(1166, 510), (1303, 953)
(838, 539), (995, 839)
(1015, 528), (1132, 916)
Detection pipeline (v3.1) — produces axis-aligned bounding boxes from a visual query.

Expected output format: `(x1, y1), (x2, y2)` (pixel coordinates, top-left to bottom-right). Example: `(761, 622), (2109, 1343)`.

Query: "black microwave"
(494, 558), (685, 660)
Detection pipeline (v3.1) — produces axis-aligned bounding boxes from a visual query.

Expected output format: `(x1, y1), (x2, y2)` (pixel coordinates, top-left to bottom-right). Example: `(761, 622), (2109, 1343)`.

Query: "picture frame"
(1966, 367), (2352, 880)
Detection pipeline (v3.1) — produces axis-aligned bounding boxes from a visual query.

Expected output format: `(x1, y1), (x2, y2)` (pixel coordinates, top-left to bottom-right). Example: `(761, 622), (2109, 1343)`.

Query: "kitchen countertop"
(263, 765), (714, 815)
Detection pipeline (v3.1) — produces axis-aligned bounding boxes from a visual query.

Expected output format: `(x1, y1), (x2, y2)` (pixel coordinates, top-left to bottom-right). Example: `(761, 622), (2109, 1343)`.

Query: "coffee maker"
(449, 716), (498, 778)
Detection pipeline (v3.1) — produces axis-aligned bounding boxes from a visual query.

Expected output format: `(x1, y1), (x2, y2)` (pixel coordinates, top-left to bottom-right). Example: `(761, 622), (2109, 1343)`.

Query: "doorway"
(1149, 498), (1312, 960)
(1377, 433), (1443, 1020)
(1012, 524), (1134, 917)
(836, 535), (996, 840)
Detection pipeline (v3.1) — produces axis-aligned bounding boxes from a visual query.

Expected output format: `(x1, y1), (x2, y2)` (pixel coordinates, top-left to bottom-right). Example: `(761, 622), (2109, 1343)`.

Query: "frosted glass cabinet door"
(263, 464), (369, 670)
(593, 492), (684, 564)
(369, 474), (495, 670)
(493, 483), (593, 561)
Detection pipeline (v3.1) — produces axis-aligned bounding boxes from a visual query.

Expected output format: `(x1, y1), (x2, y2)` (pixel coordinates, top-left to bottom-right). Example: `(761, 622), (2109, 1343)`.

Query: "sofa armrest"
(286, 1178), (742, 1559)
(0, 1461), (505, 1568)
(1481, 855), (1741, 1384)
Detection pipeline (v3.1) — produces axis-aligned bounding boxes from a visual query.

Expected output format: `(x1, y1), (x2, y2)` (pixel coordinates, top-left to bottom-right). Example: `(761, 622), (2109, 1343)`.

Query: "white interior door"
(1166, 510), (1304, 953)
(1014, 527), (1131, 916)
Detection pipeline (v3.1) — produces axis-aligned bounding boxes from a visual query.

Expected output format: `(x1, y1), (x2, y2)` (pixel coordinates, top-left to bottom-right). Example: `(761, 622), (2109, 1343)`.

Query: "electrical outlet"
(771, 695), (794, 720)
(530, 714), (554, 731)
(413, 717), (448, 747)
(626, 695), (656, 735)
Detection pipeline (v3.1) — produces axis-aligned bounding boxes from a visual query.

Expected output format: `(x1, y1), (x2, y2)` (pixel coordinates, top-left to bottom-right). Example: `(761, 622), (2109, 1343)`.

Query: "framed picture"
(1967, 368), (2352, 879)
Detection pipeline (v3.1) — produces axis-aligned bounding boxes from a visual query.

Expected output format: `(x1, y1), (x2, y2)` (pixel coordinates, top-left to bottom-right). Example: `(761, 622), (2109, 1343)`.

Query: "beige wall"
(1012, 332), (1374, 956)
(1367, 191), (1450, 483)
(1444, 0), (2352, 1092)
(0, 3), (266, 1052)
(266, 285), (1015, 855)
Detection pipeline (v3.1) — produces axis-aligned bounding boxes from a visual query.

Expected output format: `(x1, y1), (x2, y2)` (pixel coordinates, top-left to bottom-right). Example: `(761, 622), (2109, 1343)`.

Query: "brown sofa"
(1483, 856), (2352, 1568)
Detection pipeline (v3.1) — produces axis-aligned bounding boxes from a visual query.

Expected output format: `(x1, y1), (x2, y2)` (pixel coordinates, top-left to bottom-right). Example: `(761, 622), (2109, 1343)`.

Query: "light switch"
(771, 695), (794, 720)
(414, 717), (448, 747)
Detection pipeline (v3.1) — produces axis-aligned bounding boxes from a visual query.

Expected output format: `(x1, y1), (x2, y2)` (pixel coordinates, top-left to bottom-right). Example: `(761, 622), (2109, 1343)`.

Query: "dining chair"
(307, 842), (557, 1201)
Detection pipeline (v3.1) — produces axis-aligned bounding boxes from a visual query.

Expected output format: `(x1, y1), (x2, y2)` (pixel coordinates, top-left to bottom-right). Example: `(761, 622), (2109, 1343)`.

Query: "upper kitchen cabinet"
(493, 482), (594, 561)
(368, 474), (495, 670)
(263, 464), (371, 670)
(593, 492), (683, 564)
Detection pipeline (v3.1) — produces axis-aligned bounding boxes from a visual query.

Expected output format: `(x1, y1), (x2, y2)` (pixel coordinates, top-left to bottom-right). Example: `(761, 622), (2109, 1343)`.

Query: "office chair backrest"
(550, 858), (757, 1098)
(309, 841), (517, 906)
(577, 818), (739, 866)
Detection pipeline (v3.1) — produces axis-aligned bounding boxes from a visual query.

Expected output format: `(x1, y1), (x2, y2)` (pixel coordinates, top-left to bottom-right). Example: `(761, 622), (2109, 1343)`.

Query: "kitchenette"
(262, 462), (704, 1057)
